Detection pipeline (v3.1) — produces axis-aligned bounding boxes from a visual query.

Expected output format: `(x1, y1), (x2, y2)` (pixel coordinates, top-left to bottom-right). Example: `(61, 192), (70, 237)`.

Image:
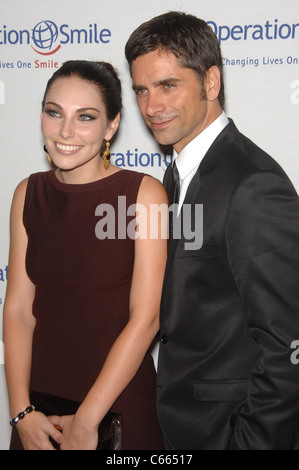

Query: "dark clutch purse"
(30, 391), (122, 450)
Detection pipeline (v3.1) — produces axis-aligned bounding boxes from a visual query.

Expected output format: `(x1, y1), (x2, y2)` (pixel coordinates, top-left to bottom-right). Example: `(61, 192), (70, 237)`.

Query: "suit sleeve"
(225, 170), (299, 449)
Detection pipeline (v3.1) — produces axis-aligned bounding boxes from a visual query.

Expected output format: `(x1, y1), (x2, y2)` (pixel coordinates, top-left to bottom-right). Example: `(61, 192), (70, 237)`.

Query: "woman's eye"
(79, 114), (96, 121)
(45, 109), (60, 117)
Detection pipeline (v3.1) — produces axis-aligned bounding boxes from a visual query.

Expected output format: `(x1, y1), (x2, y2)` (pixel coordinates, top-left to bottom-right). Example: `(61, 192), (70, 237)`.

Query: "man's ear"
(205, 66), (221, 102)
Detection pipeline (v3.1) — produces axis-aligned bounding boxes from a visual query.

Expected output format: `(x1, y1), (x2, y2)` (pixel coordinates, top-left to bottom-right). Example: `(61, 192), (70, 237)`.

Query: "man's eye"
(165, 83), (175, 89)
(135, 88), (147, 96)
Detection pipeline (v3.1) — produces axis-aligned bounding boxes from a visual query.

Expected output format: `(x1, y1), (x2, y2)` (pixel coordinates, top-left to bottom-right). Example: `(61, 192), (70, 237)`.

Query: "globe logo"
(31, 20), (61, 55)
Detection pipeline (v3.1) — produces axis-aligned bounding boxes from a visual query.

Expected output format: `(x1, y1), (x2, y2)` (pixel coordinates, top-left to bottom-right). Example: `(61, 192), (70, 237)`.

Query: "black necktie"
(172, 160), (180, 206)
(169, 160), (180, 239)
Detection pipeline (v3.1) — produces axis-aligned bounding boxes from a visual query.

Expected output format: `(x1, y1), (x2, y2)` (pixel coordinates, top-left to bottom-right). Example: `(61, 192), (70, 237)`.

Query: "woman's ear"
(205, 66), (221, 102)
(105, 112), (121, 141)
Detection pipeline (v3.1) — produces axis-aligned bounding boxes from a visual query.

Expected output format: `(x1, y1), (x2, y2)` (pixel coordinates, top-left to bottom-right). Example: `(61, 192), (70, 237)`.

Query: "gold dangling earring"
(103, 141), (111, 170)
(43, 145), (52, 164)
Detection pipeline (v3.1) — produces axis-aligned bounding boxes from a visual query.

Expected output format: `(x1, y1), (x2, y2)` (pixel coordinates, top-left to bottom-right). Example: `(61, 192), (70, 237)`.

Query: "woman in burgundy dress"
(4, 60), (167, 450)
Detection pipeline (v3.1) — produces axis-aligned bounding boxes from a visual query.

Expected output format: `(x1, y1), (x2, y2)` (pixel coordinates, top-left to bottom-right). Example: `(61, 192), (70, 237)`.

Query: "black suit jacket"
(157, 120), (299, 449)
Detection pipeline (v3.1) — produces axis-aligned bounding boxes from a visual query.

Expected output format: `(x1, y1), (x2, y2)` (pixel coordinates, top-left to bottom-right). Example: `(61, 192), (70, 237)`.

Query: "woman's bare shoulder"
(138, 174), (168, 205)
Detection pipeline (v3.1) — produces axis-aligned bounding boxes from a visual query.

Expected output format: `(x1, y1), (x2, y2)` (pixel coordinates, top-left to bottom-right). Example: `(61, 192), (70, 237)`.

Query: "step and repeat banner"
(0, 0), (298, 449)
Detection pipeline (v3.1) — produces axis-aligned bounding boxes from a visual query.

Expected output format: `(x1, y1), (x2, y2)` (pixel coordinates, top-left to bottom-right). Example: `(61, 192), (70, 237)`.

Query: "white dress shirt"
(173, 112), (229, 213)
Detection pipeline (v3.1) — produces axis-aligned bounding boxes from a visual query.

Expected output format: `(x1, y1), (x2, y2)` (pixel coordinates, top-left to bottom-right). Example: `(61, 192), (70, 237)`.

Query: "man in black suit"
(125, 11), (299, 449)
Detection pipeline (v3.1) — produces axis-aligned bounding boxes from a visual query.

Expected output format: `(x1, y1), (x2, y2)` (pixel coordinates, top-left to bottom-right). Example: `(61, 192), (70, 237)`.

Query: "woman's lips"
(55, 142), (83, 153)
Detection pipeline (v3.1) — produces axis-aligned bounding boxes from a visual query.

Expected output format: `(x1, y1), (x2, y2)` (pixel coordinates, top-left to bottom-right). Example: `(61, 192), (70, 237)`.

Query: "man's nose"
(145, 91), (165, 117)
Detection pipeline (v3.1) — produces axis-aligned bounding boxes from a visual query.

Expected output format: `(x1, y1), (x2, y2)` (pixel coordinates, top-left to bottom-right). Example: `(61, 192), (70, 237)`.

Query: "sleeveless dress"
(10, 169), (163, 450)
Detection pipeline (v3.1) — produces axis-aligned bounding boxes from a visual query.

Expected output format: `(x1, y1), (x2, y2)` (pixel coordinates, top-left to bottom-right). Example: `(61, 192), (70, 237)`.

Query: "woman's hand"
(48, 414), (98, 450)
(16, 411), (64, 450)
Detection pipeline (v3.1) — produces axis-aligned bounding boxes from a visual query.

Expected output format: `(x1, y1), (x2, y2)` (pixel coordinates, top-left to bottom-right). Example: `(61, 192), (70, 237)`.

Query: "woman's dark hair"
(42, 60), (122, 120)
(125, 11), (225, 109)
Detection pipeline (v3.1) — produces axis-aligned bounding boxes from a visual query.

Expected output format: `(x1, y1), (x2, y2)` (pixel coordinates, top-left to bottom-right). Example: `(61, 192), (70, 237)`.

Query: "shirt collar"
(173, 111), (229, 181)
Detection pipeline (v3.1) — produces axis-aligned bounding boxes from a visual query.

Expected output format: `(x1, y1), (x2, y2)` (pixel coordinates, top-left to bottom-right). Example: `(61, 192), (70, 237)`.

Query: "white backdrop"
(0, 0), (298, 449)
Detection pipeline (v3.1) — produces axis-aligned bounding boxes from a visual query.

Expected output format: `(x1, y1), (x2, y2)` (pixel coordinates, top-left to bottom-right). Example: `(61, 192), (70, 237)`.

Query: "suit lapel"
(199, 119), (239, 176)
(163, 119), (240, 282)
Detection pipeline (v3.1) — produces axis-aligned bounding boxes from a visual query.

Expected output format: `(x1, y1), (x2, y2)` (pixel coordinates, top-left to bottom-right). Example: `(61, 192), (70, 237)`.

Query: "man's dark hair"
(125, 11), (225, 108)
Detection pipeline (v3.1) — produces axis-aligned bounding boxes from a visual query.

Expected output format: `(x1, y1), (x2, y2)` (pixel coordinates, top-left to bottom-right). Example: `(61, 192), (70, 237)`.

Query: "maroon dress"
(10, 169), (163, 450)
